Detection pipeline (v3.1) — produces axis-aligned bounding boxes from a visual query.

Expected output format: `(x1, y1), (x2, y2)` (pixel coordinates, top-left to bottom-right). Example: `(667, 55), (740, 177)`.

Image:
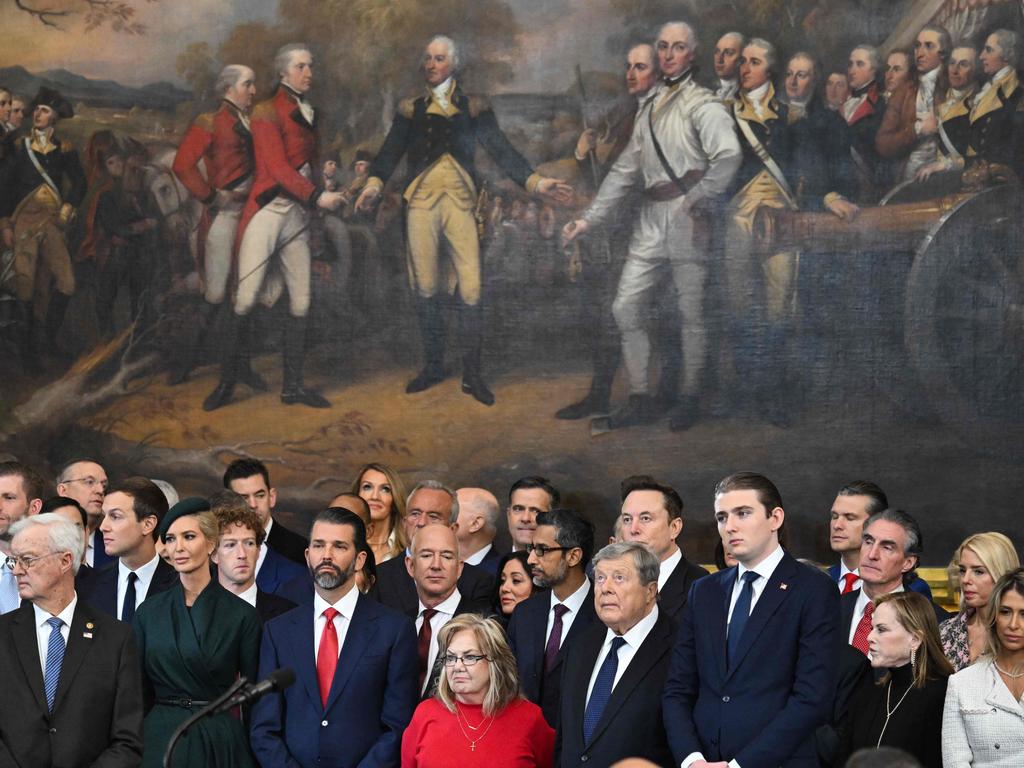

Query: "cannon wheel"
(903, 184), (1024, 448)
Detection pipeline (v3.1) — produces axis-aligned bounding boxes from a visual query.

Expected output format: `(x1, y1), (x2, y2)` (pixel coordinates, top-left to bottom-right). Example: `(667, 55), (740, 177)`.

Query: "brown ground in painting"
(85, 350), (1021, 567)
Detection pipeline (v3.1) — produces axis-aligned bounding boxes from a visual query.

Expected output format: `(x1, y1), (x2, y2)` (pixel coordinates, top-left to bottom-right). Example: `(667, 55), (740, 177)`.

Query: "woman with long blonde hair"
(351, 462), (408, 563)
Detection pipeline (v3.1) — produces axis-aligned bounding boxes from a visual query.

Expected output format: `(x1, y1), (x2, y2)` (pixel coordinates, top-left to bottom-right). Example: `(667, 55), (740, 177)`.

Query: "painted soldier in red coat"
(171, 64), (266, 390)
(203, 45), (343, 411)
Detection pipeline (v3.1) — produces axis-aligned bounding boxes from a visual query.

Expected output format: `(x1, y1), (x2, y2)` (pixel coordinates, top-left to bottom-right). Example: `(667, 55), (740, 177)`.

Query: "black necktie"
(121, 571), (138, 623)
(727, 571), (760, 666)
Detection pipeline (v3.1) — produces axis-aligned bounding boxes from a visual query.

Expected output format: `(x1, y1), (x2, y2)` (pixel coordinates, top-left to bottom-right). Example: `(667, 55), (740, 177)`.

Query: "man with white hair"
(357, 34), (572, 406)
(712, 32), (745, 104)
(212, 44), (345, 411)
(454, 486), (503, 574)
(0, 514), (144, 767)
(563, 21), (742, 432)
(172, 64), (267, 394)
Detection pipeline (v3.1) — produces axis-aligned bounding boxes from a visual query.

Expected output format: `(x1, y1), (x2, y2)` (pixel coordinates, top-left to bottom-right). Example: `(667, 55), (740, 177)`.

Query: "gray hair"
(215, 65), (253, 97)
(990, 29), (1019, 68)
(719, 31), (746, 49)
(853, 44), (882, 76)
(10, 513), (85, 575)
(657, 20), (700, 53)
(407, 480), (460, 524)
(592, 540), (661, 586)
(746, 37), (777, 72)
(274, 43), (312, 80)
(788, 50), (819, 78)
(426, 35), (460, 70)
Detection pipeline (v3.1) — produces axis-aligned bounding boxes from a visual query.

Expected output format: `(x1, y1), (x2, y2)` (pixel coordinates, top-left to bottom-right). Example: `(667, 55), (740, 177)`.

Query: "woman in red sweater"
(401, 614), (554, 768)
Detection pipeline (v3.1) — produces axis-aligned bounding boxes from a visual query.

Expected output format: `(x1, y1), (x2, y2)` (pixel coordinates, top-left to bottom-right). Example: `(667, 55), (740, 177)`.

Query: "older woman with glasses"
(402, 613), (554, 767)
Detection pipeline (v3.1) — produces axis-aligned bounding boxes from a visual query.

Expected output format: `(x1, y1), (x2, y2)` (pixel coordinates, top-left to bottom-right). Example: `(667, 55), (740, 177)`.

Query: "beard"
(312, 560), (355, 590)
(532, 557), (568, 590)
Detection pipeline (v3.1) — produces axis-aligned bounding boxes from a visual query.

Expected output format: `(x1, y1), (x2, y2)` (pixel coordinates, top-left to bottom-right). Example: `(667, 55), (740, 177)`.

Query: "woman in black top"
(836, 591), (954, 768)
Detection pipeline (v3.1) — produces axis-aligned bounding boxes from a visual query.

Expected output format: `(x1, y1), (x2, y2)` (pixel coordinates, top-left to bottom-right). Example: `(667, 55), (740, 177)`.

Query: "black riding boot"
(281, 315), (330, 408)
(203, 311), (243, 411)
(459, 301), (494, 406)
(406, 296), (446, 393)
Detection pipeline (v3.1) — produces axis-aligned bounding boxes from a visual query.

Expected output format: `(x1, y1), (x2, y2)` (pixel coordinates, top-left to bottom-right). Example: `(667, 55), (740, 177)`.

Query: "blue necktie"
(121, 572), (138, 623)
(727, 571), (760, 666)
(582, 635), (627, 744)
(0, 563), (19, 614)
(44, 617), (66, 712)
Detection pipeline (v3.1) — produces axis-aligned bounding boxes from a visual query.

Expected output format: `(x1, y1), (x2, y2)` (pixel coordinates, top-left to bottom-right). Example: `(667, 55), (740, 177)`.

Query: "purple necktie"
(544, 604), (570, 674)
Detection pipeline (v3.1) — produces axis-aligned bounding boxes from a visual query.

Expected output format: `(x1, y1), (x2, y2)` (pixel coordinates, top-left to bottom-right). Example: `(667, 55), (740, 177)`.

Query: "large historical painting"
(1, 0), (1021, 564)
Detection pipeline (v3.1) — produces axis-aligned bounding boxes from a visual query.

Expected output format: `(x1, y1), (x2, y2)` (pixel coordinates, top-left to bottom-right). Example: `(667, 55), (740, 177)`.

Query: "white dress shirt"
(236, 582), (259, 608)
(684, 545), (786, 768)
(313, 586), (359, 660)
(33, 594), (77, 678)
(416, 588), (462, 694)
(545, 577), (591, 650)
(848, 582), (903, 644)
(84, 537), (95, 568)
(116, 554), (161, 619)
(745, 81), (772, 119)
(716, 78), (739, 102)
(658, 547), (682, 592)
(836, 561), (861, 593)
(585, 604), (660, 705)
(462, 543), (492, 567)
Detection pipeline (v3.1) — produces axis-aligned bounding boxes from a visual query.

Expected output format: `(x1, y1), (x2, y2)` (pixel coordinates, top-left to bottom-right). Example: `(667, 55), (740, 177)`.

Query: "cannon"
(752, 175), (1024, 449)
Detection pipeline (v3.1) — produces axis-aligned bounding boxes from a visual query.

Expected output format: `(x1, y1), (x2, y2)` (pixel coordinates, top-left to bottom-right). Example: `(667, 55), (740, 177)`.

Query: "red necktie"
(842, 573), (859, 595)
(852, 600), (874, 655)
(316, 607), (339, 708)
(417, 608), (438, 690)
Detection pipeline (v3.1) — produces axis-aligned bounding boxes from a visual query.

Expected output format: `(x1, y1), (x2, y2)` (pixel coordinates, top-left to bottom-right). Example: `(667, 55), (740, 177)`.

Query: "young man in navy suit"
(663, 472), (840, 768)
(251, 508), (418, 768)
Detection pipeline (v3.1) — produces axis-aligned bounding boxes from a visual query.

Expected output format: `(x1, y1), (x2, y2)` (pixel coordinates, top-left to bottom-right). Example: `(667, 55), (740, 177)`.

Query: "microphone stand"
(162, 677), (248, 768)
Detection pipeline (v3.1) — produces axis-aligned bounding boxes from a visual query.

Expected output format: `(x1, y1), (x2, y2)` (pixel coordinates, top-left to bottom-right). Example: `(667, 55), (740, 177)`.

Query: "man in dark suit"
(55, 458), (111, 570)
(355, 34), (571, 405)
(507, 508), (597, 728)
(251, 508), (418, 768)
(224, 457), (309, 565)
(455, 487), (504, 575)
(210, 492), (296, 623)
(663, 472), (839, 767)
(557, 541), (675, 767)
(0, 514), (143, 767)
(841, 508), (949, 655)
(78, 477), (176, 621)
(408, 524), (492, 698)
(373, 480), (493, 617)
(619, 475), (707, 621)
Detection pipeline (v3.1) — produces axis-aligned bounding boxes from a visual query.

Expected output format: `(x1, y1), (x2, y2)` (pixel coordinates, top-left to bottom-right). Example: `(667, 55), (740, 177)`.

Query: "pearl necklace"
(876, 677), (915, 747)
(455, 703), (494, 752)
(994, 660), (1024, 679)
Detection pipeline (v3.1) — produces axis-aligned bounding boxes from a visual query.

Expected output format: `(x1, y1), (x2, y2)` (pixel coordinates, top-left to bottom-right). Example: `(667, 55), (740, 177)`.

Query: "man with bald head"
(407, 524), (491, 697)
(713, 32), (745, 104)
(56, 458), (109, 568)
(172, 64), (266, 394)
(564, 21), (742, 432)
(455, 487), (504, 574)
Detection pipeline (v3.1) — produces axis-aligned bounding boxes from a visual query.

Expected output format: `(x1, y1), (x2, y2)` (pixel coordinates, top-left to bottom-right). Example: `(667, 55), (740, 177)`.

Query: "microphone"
(212, 668), (295, 714)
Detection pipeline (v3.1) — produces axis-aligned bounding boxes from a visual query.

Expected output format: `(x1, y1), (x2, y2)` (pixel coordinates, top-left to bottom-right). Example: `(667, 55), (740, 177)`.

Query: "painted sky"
(0, 0), (626, 92)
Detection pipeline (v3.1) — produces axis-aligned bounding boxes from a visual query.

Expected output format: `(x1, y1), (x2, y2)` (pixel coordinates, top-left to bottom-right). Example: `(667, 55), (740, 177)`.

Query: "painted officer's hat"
(30, 87), (75, 120)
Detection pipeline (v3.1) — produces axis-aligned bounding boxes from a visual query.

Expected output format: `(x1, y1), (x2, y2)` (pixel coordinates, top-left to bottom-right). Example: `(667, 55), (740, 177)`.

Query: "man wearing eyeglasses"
(408, 524), (491, 699)
(0, 514), (144, 767)
(507, 508), (597, 728)
(55, 458), (110, 569)
(1, 461), (45, 615)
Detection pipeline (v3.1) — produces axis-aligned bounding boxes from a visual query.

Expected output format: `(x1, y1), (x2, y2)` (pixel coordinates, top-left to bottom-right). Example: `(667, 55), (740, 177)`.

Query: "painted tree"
(11, 0), (157, 34)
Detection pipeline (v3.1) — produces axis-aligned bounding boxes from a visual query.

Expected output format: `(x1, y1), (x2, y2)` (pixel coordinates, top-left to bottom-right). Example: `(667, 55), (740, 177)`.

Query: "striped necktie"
(44, 617), (66, 711)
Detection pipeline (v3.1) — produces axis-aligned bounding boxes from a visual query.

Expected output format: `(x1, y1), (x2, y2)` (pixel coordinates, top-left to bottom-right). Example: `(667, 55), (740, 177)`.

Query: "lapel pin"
(86, 622), (94, 629)
(780, 583), (788, 590)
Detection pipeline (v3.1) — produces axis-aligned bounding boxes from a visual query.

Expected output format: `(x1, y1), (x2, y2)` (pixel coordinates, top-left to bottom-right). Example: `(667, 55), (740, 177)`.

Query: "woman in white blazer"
(943, 568), (1024, 767)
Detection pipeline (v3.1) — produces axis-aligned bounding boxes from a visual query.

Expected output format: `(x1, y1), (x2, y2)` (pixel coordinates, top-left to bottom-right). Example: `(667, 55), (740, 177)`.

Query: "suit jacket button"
(581, 756), (588, 763)
(49, 727), (57, 734)
(722, 695), (730, 702)
(321, 720), (328, 727)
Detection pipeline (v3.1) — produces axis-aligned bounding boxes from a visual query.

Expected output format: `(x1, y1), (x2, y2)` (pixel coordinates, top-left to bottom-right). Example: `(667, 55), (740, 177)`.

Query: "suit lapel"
(567, 626), (606, 742)
(326, 594), (378, 711)
(11, 605), (48, 713)
(711, 569), (732, 683)
(95, 565), (117, 617)
(286, 607), (321, 709)
(51, 602), (96, 713)
(586, 612), (673, 746)
(726, 554), (797, 679)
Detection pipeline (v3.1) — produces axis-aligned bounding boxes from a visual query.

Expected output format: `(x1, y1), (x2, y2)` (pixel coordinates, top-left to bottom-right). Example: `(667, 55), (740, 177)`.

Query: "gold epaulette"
(467, 95), (491, 118)
(252, 100), (278, 122)
(398, 97), (416, 119)
(194, 112), (215, 131)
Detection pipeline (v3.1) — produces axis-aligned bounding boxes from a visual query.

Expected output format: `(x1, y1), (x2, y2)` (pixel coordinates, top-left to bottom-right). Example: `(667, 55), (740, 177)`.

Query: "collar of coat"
(971, 68), (1019, 123)
(736, 81), (780, 124)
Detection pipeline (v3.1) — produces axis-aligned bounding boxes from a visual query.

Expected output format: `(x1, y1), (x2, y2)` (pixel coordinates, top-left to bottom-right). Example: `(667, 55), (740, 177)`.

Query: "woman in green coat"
(133, 498), (263, 767)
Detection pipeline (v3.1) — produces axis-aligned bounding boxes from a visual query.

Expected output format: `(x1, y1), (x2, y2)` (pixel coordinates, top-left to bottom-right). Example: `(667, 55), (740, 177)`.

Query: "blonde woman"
(940, 532), (1020, 670)
(836, 591), (954, 767)
(402, 614), (553, 767)
(352, 462), (408, 563)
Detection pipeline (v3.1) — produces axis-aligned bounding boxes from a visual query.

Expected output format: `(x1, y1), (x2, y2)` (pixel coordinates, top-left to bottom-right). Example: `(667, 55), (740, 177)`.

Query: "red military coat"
(237, 86), (321, 244)
(172, 100), (254, 204)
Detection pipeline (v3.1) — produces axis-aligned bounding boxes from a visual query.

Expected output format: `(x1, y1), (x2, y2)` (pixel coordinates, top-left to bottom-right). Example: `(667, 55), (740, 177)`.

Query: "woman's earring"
(910, 645), (917, 669)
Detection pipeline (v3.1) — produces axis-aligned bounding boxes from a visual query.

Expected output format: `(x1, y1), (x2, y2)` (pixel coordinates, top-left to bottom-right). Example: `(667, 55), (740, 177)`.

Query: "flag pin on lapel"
(780, 583), (788, 590)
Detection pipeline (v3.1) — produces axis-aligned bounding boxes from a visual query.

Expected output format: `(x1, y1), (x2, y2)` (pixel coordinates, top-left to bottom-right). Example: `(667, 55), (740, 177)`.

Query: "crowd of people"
(1, 454), (1022, 767)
